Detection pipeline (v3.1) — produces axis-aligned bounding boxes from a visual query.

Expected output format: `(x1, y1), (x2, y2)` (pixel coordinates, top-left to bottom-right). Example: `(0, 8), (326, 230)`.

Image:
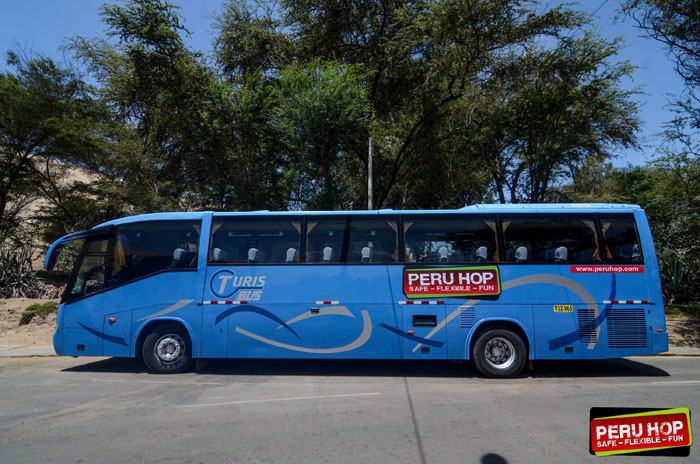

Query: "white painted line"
(176, 392), (381, 408)
(88, 378), (229, 387)
(648, 380), (700, 386)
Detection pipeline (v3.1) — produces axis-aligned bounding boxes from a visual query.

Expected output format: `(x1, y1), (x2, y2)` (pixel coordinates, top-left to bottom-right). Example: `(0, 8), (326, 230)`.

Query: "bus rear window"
(599, 214), (643, 263)
(209, 217), (302, 264)
(501, 215), (600, 264)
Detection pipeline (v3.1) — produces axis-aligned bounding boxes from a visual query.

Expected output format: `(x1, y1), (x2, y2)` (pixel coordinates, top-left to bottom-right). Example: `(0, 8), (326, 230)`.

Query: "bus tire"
(142, 323), (193, 374)
(472, 327), (526, 378)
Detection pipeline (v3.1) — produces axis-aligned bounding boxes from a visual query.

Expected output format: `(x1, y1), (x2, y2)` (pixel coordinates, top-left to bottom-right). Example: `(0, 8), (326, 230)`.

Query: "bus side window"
(306, 216), (399, 263)
(403, 215), (499, 264)
(598, 214), (643, 263)
(110, 221), (200, 285)
(501, 215), (599, 264)
(208, 217), (302, 264)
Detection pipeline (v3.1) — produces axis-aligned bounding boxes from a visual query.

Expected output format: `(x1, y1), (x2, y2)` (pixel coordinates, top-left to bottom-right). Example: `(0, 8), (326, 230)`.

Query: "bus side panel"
(126, 272), (201, 357)
(204, 265), (402, 359)
(103, 309), (132, 357)
(60, 272), (199, 358)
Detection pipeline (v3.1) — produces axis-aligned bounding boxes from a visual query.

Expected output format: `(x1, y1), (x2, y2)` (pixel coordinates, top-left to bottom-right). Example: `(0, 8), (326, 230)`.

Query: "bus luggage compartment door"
(402, 304), (447, 359)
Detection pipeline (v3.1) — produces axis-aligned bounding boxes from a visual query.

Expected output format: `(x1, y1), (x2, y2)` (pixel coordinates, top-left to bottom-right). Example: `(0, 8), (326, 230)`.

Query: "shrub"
(0, 242), (37, 298)
(658, 252), (700, 305)
(19, 301), (59, 325)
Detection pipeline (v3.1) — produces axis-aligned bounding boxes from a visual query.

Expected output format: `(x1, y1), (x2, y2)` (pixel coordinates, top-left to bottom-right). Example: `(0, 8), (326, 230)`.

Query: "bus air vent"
(460, 309), (476, 328)
(577, 308), (596, 344)
(607, 308), (647, 349)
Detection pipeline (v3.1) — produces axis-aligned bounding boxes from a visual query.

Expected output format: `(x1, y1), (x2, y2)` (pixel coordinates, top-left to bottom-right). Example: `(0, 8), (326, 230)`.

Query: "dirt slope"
(0, 299), (58, 346)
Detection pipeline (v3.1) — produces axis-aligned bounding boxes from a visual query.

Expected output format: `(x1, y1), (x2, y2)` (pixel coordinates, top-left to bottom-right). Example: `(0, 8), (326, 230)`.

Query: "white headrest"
(286, 247), (297, 262)
(555, 246), (568, 261)
(515, 246), (528, 261)
(438, 246), (448, 259)
(323, 246), (333, 262)
(631, 244), (640, 257)
(248, 248), (260, 262)
(173, 248), (185, 260)
(476, 246), (487, 260)
(361, 247), (371, 259)
(213, 248), (232, 261)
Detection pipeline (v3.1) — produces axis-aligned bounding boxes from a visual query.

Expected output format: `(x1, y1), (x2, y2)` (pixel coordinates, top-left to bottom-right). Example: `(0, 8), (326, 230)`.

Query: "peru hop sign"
(590, 408), (692, 456)
(403, 266), (501, 299)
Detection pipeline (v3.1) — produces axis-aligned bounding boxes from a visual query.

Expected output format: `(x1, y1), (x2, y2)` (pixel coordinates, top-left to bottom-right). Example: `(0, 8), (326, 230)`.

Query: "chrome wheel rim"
(154, 334), (185, 364)
(484, 337), (515, 370)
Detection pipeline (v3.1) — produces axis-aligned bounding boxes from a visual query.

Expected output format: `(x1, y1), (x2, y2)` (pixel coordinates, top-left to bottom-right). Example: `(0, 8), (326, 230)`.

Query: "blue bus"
(44, 204), (667, 378)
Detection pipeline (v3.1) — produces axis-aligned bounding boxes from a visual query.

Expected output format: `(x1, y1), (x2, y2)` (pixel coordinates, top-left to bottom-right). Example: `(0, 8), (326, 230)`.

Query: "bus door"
(60, 236), (113, 357)
(401, 302), (447, 359)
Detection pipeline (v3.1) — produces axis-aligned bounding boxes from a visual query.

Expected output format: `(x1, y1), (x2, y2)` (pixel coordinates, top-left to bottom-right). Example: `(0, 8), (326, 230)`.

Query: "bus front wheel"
(142, 323), (193, 374)
(472, 327), (527, 378)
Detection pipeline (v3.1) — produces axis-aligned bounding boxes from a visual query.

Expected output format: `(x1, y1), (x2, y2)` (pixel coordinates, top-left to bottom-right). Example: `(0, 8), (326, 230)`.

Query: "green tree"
(622, 1), (700, 156)
(0, 51), (102, 242)
(272, 59), (370, 210)
(477, 34), (640, 203)
(216, 0), (639, 208)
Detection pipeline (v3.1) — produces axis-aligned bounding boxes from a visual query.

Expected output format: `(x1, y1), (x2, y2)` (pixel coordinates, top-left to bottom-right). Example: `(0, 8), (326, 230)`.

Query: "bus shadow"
(525, 358), (670, 378)
(62, 356), (669, 378)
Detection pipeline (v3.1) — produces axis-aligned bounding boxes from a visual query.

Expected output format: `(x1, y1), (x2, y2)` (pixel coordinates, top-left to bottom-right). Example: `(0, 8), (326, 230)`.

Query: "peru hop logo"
(210, 269), (266, 301)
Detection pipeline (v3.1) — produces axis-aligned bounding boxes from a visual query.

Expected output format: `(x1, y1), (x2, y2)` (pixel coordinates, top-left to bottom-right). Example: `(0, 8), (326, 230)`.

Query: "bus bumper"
(653, 331), (669, 354)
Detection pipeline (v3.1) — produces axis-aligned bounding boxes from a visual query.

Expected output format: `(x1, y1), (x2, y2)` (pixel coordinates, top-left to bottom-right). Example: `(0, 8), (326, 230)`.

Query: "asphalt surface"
(0, 356), (698, 464)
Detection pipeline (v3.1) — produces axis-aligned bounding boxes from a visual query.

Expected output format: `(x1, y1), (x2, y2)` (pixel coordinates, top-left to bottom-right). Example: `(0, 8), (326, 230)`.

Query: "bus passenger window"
(598, 214), (643, 263)
(110, 221), (200, 285)
(404, 215), (499, 264)
(501, 215), (599, 264)
(307, 216), (399, 263)
(208, 217), (302, 264)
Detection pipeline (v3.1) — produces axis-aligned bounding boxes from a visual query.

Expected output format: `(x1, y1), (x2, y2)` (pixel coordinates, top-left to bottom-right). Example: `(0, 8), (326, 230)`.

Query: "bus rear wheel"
(472, 327), (526, 378)
(142, 323), (193, 374)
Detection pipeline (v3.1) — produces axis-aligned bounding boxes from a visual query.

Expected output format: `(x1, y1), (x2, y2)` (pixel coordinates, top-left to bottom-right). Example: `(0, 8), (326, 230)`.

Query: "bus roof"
(90, 203), (642, 230)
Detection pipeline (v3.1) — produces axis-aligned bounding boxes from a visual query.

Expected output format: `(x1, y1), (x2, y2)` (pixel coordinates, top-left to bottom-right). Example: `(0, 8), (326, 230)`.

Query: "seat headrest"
(323, 246), (333, 262)
(515, 246), (528, 261)
(248, 248), (260, 262)
(361, 247), (371, 260)
(554, 246), (568, 261)
(286, 247), (297, 262)
(476, 246), (487, 260)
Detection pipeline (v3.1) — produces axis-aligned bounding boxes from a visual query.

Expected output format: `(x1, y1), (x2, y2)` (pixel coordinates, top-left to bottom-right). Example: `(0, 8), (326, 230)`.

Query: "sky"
(0, 0), (686, 168)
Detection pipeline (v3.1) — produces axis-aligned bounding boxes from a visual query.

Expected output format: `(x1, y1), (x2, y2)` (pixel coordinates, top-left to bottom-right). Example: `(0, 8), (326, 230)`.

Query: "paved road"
(0, 356), (698, 463)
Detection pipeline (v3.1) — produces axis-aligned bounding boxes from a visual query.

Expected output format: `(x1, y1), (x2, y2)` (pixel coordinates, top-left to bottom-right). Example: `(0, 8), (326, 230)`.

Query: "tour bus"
(44, 204), (667, 378)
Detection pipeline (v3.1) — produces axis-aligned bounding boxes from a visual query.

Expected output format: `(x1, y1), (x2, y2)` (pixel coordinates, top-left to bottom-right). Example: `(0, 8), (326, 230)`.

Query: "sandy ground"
(666, 313), (700, 347)
(0, 298), (58, 346)
(1, 298), (699, 347)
